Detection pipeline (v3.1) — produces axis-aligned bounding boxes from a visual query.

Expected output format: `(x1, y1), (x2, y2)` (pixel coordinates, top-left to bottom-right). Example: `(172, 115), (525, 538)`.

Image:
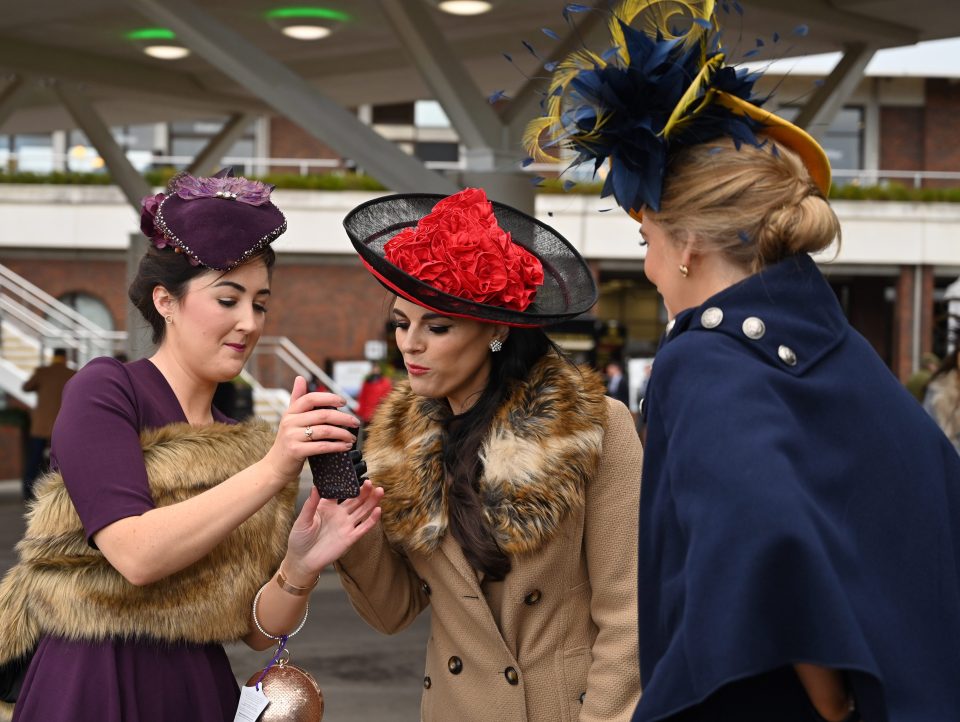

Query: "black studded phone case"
(308, 451), (361, 500)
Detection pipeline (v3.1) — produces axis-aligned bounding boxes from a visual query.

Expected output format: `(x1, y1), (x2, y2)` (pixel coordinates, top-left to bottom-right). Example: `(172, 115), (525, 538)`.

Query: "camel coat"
(336, 357), (642, 721)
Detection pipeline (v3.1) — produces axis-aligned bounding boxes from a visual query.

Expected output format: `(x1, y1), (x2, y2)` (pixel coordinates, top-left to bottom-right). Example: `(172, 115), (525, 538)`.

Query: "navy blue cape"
(634, 254), (960, 722)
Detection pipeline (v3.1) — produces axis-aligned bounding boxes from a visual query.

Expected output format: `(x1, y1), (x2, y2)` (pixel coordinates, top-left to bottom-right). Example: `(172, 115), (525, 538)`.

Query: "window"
(777, 106), (864, 173)
(169, 118), (256, 171)
(56, 292), (115, 331)
(414, 142), (459, 163)
(67, 125), (158, 173)
(12, 133), (54, 173)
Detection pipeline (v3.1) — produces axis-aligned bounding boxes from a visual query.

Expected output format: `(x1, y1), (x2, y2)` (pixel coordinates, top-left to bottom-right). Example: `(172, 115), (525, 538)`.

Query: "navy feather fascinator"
(525, 0), (830, 217)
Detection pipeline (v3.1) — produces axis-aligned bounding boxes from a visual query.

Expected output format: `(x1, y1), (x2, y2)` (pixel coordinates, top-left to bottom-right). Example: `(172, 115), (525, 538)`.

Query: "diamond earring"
(489, 338), (503, 353)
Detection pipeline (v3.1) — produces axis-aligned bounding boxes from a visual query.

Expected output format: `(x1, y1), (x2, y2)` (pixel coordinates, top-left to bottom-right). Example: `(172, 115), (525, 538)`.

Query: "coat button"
(423, 676), (431, 689)
(778, 345), (798, 366)
(504, 667), (519, 685)
(420, 579), (431, 596)
(741, 316), (766, 339)
(523, 590), (542, 605)
(700, 307), (723, 329)
(579, 691), (586, 704)
(448, 656), (463, 674)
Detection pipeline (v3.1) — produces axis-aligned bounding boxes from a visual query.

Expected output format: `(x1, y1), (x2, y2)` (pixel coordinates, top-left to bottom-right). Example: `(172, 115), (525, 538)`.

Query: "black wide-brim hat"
(344, 193), (598, 327)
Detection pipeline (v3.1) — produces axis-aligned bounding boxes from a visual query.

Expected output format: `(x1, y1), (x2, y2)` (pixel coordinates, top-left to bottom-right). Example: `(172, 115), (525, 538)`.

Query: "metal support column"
(794, 43), (876, 139)
(376, 0), (539, 212)
(376, 0), (503, 151)
(54, 83), (151, 209)
(0, 76), (34, 129)
(187, 112), (258, 176)
(123, 0), (457, 195)
(54, 82), (154, 360)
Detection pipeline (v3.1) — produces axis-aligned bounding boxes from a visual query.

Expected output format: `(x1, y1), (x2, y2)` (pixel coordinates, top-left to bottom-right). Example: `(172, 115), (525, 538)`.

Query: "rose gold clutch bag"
(245, 658), (324, 721)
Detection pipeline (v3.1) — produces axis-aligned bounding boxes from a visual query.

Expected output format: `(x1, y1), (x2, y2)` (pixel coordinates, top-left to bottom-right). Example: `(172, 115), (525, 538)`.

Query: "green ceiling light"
(125, 27), (190, 60)
(431, 1), (497, 15)
(265, 7), (351, 40)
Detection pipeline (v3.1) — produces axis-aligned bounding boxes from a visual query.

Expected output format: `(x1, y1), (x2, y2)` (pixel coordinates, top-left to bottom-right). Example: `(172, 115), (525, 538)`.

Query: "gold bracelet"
(276, 568), (320, 596)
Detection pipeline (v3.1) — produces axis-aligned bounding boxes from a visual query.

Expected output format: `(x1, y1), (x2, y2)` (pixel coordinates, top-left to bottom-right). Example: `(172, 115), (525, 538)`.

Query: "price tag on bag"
(234, 684), (270, 722)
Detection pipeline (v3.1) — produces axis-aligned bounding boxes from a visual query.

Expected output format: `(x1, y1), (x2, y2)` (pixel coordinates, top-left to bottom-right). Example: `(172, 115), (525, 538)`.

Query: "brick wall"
(879, 106), (923, 171)
(268, 115), (342, 174)
(1, 256), (128, 329)
(923, 79), (960, 186)
(267, 257), (394, 367)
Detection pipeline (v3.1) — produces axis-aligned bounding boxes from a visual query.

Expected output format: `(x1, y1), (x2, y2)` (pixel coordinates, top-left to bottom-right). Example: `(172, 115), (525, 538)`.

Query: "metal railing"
(831, 169), (960, 189)
(4, 148), (960, 188)
(0, 263), (126, 365)
(246, 336), (360, 414)
(0, 263), (352, 422)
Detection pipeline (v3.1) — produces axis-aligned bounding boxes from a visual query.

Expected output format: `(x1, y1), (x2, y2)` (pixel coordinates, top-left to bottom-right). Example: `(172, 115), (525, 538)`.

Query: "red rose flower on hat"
(384, 188), (544, 311)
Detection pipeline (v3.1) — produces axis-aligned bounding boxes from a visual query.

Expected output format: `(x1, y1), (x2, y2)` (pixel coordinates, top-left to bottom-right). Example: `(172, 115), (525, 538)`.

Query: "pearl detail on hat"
(215, 190), (238, 200)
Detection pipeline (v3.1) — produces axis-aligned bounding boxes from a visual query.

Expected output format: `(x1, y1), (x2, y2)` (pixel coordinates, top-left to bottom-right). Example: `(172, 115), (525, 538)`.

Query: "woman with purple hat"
(527, 2), (960, 721)
(335, 187), (643, 721)
(0, 170), (382, 721)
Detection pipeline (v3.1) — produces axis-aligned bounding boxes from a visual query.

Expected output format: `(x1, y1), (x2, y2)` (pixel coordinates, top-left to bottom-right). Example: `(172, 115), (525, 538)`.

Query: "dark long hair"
(436, 327), (564, 581)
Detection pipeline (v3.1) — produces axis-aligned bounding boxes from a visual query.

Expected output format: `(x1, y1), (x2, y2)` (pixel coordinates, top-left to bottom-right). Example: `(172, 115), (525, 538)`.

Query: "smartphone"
(307, 408), (361, 500)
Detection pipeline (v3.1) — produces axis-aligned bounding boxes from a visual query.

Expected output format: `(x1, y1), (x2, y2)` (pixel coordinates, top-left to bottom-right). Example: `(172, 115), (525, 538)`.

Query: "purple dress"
(13, 358), (241, 722)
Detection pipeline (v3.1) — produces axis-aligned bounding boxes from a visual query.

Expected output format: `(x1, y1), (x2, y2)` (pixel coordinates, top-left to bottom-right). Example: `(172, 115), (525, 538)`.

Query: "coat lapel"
(438, 533), (484, 596)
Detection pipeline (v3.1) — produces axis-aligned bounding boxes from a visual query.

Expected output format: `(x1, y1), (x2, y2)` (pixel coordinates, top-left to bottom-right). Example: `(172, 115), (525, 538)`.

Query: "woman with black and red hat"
(334, 187), (643, 721)
(0, 170), (382, 722)
(527, 2), (960, 721)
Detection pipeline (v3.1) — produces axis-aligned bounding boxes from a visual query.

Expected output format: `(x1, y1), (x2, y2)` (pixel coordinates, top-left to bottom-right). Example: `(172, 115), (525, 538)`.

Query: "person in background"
(355, 362), (393, 425)
(528, 3), (960, 721)
(21, 348), (75, 500)
(336, 187), (643, 721)
(604, 359), (630, 408)
(923, 348), (960, 453)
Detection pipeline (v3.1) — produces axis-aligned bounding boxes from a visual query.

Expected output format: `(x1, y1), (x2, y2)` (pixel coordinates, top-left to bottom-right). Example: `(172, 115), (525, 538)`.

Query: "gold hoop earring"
(678, 264), (689, 278)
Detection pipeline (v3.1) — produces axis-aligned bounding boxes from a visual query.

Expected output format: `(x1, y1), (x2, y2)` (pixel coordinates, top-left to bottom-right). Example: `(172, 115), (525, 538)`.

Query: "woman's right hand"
(263, 376), (360, 485)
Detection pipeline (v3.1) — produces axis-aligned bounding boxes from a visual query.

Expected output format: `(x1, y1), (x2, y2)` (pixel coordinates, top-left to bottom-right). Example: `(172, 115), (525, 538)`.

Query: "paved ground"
(0, 480), (429, 721)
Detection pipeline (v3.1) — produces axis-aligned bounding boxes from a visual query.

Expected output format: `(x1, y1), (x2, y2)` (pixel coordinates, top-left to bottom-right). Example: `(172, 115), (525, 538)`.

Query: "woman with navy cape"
(527, 1), (960, 721)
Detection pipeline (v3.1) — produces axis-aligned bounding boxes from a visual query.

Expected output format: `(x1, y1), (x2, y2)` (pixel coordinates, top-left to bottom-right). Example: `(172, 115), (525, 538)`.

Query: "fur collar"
(0, 421), (294, 668)
(364, 353), (607, 556)
(926, 370), (960, 447)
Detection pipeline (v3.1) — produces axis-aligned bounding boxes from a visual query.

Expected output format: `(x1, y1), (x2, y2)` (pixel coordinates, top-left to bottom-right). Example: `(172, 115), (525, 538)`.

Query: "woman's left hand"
(282, 480), (384, 584)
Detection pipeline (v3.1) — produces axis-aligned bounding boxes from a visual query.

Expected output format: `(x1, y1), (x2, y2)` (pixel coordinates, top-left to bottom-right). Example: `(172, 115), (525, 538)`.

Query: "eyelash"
(638, 236), (648, 247)
(219, 299), (268, 313)
(391, 321), (450, 334)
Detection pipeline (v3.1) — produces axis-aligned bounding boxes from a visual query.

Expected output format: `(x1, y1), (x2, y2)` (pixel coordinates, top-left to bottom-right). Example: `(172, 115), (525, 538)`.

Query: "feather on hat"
(525, 0), (830, 217)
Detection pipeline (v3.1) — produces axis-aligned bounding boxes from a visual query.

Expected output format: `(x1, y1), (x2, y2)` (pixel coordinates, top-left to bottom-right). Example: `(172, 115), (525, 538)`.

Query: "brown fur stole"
(0, 421), (294, 668)
(363, 353), (607, 556)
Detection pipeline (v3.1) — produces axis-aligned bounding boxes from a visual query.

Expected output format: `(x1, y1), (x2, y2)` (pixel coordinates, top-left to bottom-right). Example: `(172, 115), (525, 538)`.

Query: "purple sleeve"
(50, 358), (155, 543)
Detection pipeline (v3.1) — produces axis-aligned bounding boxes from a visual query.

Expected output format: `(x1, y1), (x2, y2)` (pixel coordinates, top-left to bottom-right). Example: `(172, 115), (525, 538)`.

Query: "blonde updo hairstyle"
(646, 136), (840, 273)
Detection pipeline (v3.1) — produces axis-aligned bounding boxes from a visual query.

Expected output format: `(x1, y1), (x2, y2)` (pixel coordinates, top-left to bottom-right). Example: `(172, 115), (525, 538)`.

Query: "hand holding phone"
(307, 408), (362, 500)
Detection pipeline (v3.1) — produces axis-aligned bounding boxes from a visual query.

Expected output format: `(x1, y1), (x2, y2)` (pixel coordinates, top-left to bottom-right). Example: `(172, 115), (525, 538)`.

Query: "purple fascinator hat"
(139, 168), (286, 270)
